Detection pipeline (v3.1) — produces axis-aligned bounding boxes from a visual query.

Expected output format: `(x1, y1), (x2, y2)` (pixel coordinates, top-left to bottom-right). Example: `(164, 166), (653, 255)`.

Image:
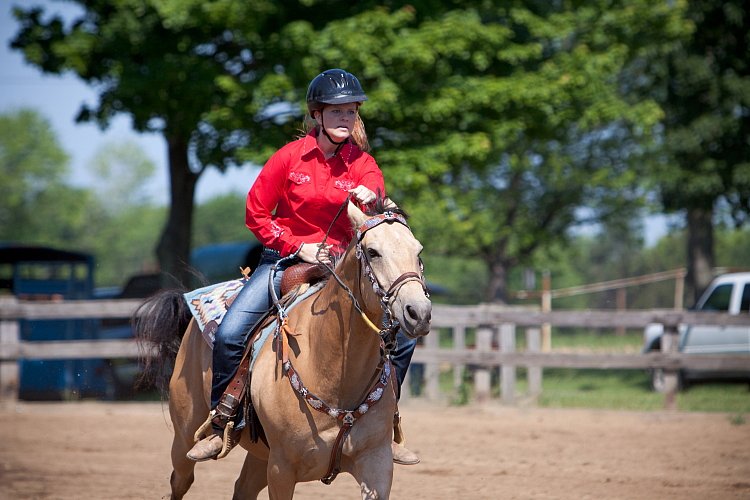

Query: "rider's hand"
(298, 243), (333, 265)
(348, 185), (377, 205)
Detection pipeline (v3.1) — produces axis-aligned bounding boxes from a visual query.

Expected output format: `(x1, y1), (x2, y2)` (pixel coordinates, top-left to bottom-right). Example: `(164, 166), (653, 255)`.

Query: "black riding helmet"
(306, 68), (368, 115)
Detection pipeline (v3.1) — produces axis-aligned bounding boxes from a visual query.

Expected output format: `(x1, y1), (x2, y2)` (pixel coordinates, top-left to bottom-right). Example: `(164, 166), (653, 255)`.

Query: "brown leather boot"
(392, 441), (420, 465)
(186, 432), (224, 462)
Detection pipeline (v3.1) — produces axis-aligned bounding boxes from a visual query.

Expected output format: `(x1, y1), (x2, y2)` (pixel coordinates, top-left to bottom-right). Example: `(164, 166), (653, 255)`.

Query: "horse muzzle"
(396, 294), (432, 339)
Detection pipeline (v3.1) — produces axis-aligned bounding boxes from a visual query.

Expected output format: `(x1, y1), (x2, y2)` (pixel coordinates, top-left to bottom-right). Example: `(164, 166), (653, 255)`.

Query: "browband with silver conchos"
(356, 211), (409, 241)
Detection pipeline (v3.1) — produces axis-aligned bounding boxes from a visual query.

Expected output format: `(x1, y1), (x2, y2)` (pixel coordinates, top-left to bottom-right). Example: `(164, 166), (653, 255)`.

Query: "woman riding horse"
(188, 68), (420, 465)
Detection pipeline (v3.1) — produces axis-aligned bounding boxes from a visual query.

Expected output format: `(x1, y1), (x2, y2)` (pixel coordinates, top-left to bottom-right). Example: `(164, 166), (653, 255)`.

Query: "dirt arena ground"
(1, 400), (748, 499)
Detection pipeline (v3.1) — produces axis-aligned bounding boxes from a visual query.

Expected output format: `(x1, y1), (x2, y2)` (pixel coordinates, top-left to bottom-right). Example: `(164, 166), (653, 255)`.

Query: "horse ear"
(347, 201), (368, 227)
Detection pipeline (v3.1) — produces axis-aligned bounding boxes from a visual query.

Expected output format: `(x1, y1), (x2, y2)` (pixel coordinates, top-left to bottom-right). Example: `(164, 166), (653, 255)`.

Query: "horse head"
(347, 201), (432, 339)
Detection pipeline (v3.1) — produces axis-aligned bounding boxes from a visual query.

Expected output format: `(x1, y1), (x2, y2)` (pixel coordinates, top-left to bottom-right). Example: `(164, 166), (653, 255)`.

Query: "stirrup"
(194, 410), (237, 460)
(393, 411), (406, 445)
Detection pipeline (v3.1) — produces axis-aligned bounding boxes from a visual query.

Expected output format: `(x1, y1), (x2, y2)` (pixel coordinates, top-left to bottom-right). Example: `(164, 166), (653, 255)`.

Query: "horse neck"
(303, 249), (385, 402)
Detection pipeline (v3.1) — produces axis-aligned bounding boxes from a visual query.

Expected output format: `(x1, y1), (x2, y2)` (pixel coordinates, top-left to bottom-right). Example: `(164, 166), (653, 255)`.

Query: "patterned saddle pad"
(183, 279), (324, 355)
(184, 279), (247, 344)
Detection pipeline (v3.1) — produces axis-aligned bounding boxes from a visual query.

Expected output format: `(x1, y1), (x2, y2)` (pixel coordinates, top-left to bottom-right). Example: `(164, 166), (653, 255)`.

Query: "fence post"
(0, 297), (20, 403)
(674, 271), (685, 310)
(661, 319), (680, 410)
(500, 323), (516, 403)
(452, 325), (466, 395)
(423, 327), (440, 401)
(615, 288), (627, 336)
(474, 325), (493, 403)
(541, 271), (552, 352)
(526, 327), (542, 401)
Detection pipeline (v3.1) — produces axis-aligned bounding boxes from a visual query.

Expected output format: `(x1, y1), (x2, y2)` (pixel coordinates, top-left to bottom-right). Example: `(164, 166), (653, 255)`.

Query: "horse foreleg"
(352, 445), (394, 500)
(266, 457), (298, 500)
(168, 436), (196, 500)
(232, 451), (268, 500)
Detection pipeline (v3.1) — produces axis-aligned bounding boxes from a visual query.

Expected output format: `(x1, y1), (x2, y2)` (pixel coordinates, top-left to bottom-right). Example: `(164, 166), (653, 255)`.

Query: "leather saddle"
(280, 262), (330, 297)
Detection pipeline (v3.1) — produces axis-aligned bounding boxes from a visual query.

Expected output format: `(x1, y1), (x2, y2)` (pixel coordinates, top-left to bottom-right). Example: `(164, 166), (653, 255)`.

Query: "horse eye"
(367, 248), (380, 259)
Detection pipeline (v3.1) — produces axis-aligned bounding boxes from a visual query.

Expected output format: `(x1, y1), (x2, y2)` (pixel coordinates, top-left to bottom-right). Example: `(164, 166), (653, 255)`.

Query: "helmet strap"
(318, 113), (347, 150)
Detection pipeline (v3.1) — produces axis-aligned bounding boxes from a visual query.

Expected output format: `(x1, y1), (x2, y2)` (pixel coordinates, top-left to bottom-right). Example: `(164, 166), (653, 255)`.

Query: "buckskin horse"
(135, 201), (432, 499)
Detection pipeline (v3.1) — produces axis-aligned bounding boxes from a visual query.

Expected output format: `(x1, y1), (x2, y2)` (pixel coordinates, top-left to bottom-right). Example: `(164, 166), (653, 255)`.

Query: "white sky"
(1, 1), (672, 245)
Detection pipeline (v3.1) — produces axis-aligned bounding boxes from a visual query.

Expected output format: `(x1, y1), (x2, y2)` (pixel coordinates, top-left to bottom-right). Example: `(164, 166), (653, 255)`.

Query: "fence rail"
(1, 296), (748, 407)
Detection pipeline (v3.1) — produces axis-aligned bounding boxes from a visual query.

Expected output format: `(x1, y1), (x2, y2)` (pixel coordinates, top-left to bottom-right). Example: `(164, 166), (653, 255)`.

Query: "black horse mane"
(363, 195), (409, 220)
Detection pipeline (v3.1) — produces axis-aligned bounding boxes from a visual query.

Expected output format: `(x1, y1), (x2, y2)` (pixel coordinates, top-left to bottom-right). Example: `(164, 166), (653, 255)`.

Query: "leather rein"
(272, 209), (428, 484)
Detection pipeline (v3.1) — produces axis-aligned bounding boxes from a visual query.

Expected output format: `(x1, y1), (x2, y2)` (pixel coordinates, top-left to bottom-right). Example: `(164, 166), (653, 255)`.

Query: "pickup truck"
(643, 272), (750, 392)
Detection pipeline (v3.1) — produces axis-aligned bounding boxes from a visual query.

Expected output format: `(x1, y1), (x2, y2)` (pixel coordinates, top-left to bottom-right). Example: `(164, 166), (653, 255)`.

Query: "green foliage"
(289, 1), (689, 301)
(0, 108), (99, 246)
(87, 140), (157, 213)
(10, 1), (744, 303)
(422, 255), (487, 304)
(78, 206), (165, 288)
(631, 0), (750, 298)
(716, 228), (750, 270)
(192, 193), (256, 247)
(645, 0), (750, 221)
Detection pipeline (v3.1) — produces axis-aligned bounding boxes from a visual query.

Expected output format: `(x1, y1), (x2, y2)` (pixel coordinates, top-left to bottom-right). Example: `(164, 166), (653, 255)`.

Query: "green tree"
(87, 140), (157, 213)
(80, 141), (163, 287)
(81, 205), (164, 287)
(0, 108), (99, 246)
(193, 193), (255, 247)
(11, 1), (278, 285)
(11, 1), (692, 302)
(9, 1), (427, 287)
(294, 2), (688, 301)
(640, 0), (750, 301)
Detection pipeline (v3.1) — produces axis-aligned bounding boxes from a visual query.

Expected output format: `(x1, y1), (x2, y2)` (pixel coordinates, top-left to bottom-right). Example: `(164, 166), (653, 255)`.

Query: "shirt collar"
(301, 130), (357, 165)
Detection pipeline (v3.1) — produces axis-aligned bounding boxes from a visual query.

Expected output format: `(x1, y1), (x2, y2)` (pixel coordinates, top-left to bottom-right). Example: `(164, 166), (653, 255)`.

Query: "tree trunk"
(485, 260), (509, 304)
(156, 135), (199, 288)
(685, 205), (714, 305)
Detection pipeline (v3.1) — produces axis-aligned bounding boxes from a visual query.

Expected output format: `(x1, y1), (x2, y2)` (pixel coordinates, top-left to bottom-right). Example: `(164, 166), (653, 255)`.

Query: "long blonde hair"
(301, 110), (371, 153)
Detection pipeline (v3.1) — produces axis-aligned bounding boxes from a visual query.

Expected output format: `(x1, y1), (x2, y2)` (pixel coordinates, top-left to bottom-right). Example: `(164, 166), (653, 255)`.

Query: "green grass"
(430, 363), (750, 414)
(676, 381), (750, 413)
(530, 369), (664, 411)
(530, 369), (750, 413)
(547, 329), (644, 352)
(431, 327), (645, 352)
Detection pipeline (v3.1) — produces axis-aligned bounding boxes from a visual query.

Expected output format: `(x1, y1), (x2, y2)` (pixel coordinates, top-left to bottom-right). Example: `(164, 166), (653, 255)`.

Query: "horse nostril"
(406, 304), (421, 322)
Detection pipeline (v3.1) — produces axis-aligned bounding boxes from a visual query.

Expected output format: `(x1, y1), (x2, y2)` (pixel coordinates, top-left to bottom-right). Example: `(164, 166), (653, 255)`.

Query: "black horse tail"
(133, 288), (192, 395)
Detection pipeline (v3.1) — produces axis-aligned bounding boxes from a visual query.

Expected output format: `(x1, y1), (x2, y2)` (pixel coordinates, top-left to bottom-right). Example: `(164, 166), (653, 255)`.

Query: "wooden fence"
(1, 296), (749, 408)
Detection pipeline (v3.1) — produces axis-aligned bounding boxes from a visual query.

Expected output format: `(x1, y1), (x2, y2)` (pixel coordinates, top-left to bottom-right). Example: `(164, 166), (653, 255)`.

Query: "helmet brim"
(316, 94), (368, 105)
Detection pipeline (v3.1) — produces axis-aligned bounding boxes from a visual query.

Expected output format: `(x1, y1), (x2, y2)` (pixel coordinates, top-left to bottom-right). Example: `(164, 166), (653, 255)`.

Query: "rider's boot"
(186, 394), (239, 462)
(392, 411), (420, 465)
(187, 430), (224, 462)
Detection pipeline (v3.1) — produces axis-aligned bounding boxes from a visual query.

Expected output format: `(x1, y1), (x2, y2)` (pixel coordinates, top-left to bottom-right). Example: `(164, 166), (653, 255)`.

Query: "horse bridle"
(272, 203), (429, 348)
(354, 211), (429, 348)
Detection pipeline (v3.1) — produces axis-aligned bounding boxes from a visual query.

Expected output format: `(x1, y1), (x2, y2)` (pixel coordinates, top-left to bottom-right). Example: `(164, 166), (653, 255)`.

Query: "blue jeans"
(210, 249), (295, 409)
(391, 330), (417, 401)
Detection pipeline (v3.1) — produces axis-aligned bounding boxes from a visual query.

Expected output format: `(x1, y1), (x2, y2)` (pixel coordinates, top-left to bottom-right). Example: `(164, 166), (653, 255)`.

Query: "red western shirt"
(246, 131), (386, 256)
